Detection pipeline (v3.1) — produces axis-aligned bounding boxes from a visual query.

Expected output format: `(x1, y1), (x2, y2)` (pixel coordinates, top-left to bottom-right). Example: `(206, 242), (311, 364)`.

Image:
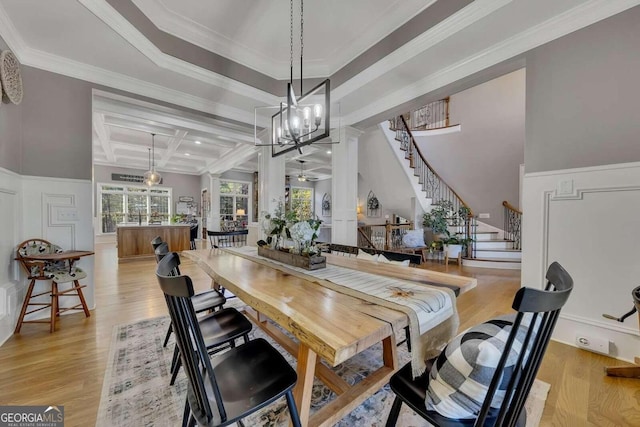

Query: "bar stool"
(15, 239), (90, 333)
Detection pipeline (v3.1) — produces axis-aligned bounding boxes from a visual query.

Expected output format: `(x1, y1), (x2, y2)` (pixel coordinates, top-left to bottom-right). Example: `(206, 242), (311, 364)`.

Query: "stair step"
(474, 241), (515, 250)
(474, 249), (522, 259)
(456, 231), (499, 241)
(461, 257), (522, 270)
(465, 256), (522, 263)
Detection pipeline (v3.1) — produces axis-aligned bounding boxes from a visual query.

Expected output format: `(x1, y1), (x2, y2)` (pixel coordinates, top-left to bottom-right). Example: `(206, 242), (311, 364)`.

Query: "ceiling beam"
(158, 129), (188, 167)
(93, 112), (116, 163)
(94, 97), (256, 144)
(204, 143), (257, 175)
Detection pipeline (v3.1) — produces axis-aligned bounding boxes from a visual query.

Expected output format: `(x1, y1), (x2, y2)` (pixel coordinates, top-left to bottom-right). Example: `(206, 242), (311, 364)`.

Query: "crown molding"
(17, 47), (270, 128)
(0, 2), (28, 61)
(132, 0), (303, 80)
(77, 0), (279, 106)
(134, 0), (435, 80)
(343, 0), (640, 125)
(332, 0), (513, 101)
(0, 2), (272, 128)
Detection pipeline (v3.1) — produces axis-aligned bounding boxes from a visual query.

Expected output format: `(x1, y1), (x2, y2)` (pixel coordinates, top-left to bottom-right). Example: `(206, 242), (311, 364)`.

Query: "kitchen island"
(117, 224), (191, 262)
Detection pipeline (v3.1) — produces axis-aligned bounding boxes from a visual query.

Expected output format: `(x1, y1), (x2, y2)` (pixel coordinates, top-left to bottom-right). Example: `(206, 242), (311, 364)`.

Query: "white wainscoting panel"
(0, 167), (22, 345)
(21, 176), (95, 321)
(522, 161), (640, 362)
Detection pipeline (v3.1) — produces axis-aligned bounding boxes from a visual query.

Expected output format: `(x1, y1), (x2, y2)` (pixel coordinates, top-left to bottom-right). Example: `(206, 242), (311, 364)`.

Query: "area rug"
(96, 315), (550, 427)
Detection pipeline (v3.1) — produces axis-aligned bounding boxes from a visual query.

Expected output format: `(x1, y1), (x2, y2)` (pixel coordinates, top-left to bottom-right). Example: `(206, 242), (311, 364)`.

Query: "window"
(290, 187), (314, 220)
(98, 183), (172, 233)
(220, 180), (249, 228)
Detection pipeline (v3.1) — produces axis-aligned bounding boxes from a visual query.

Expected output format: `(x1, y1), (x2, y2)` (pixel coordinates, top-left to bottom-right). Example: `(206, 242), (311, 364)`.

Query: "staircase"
(386, 112), (522, 270)
(464, 230), (522, 270)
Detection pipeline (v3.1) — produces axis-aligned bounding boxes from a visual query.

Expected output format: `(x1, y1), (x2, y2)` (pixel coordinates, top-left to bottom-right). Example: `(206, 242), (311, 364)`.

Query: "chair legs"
(50, 282), (59, 333)
(163, 324), (173, 347)
(14, 279), (90, 333)
(14, 279), (36, 333)
(385, 396), (403, 427)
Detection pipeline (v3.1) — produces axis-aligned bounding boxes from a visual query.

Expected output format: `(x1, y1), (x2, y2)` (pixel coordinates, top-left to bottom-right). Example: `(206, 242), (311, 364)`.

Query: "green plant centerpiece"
(260, 200), (323, 257)
(259, 201), (325, 270)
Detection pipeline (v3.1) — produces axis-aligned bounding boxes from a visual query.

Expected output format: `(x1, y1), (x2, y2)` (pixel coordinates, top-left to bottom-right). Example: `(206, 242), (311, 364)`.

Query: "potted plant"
(423, 201), (473, 258)
(422, 201), (455, 242)
(441, 235), (472, 259)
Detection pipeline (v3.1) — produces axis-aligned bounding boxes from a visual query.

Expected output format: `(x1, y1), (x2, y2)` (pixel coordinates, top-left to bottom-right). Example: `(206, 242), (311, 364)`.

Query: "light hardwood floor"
(0, 243), (638, 426)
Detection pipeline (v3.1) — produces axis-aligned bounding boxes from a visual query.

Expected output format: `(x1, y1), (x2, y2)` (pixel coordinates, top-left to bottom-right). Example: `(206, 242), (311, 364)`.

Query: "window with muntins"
(98, 183), (172, 233)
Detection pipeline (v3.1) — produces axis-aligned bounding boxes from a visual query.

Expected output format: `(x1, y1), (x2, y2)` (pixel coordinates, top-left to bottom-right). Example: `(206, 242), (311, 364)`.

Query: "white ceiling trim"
(158, 130), (188, 167)
(134, 0), (435, 80)
(77, 0), (280, 106)
(343, 0), (640, 125)
(93, 113), (116, 163)
(332, 0), (513, 101)
(8, 42), (269, 128)
(92, 159), (202, 175)
(205, 143), (257, 175)
(93, 95), (256, 143)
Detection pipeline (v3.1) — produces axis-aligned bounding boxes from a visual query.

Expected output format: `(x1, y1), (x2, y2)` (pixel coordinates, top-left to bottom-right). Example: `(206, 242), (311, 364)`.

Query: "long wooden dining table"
(182, 248), (476, 427)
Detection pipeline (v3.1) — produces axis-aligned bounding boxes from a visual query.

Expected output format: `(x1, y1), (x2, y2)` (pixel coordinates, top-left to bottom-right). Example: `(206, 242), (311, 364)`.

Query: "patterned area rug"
(96, 314), (550, 427)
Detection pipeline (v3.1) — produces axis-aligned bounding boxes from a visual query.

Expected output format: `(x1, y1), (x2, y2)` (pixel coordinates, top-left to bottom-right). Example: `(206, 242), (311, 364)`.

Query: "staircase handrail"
(502, 200), (522, 215)
(502, 200), (522, 250)
(398, 115), (473, 216)
(357, 226), (377, 249)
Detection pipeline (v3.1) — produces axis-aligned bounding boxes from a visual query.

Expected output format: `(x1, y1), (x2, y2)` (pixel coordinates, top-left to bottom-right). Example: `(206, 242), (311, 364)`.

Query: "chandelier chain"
(300, 0), (303, 93)
(290, 0), (293, 85)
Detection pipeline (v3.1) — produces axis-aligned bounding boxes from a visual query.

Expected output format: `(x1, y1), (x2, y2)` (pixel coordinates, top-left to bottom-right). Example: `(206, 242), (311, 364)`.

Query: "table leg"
(293, 343), (317, 426)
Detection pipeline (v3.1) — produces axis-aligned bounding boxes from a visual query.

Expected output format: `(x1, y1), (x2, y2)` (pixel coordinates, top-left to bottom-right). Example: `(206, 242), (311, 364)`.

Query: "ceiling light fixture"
(255, 0), (331, 158)
(144, 133), (161, 186)
(297, 160), (307, 182)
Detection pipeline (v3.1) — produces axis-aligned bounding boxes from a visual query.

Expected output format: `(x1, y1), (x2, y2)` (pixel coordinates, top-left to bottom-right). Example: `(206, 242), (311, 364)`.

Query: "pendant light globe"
(145, 133), (162, 186)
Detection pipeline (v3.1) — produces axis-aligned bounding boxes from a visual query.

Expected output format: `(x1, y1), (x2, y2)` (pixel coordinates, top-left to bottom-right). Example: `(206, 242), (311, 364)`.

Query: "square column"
(331, 126), (363, 246)
(208, 174), (221, 232)
(258, 143), (286, 238)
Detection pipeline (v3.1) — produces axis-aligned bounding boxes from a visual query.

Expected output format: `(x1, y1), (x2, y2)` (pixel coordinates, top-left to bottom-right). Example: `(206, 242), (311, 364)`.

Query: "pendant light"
(144, 133), (161, 186)
(255, 0), (331, 157)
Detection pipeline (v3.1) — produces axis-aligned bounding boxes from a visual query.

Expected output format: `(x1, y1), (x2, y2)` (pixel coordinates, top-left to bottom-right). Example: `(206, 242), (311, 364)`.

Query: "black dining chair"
(151, 236), (164, 251)
(152, 243), (228, 348)
(158, 252), (252, 386)
(156, 259), (302, 427)
(385, 261), (574, 427)
(189, 224), (198, 250)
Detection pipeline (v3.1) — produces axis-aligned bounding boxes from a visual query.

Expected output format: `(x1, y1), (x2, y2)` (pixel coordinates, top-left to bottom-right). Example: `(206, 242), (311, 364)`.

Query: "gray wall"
(20, 67), (93, 179)
(525, 5), (640, 173)
(0, 93), (22, 173)
(0, 36), (22, 173)
(415, 69), (525, 229)
(358, 126), (416, 225)
(0, 59), (93, 179)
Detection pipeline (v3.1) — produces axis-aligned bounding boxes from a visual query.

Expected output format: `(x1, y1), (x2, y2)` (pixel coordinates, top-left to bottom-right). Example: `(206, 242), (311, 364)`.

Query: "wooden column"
(331, 126), (363, 246)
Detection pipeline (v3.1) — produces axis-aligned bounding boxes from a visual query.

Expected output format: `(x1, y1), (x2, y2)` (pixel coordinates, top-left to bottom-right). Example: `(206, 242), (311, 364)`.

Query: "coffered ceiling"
(0, 0), (638, 178)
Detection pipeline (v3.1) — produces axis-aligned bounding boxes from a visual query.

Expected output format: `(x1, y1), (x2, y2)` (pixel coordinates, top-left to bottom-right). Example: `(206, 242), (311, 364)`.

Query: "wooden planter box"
(258, 246), (326, 270)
